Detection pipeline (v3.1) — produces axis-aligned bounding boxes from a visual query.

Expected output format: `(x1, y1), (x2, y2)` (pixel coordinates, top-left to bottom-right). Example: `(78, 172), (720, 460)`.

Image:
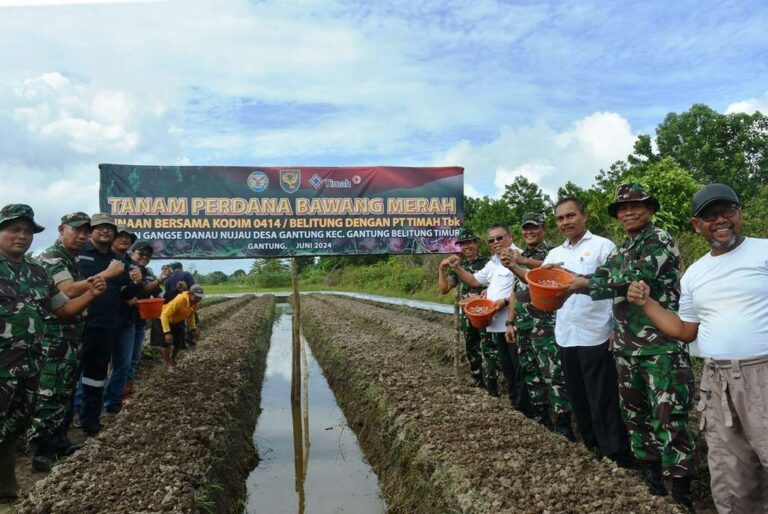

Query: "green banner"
(99, 164), (464, 259)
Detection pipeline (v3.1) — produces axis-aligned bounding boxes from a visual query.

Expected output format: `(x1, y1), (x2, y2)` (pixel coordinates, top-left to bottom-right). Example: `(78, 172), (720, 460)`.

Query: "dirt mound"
(301, 294), (684, 513)
(17, 296), (275, 514)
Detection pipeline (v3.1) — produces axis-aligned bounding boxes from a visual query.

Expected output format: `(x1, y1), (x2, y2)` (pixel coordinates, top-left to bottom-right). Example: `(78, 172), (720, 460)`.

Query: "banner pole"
(291, 257), (301, 406)
(454, 286), (461, 379)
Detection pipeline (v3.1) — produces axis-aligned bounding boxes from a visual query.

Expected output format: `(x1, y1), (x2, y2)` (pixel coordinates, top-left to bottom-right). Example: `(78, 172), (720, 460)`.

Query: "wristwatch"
(505, 320), (515, 326)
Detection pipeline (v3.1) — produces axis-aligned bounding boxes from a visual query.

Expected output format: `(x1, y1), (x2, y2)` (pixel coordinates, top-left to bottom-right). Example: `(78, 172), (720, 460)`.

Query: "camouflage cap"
(607, 182), (660, 218)
(189, 284), (205, 298)
(0, 204), (45, 233)
(90, 213), (117, 229)
(456, 227), (479, 243)
(115, 225), (137, 243)
(521, 212), (545, 227)
(61, 212), (91, 228)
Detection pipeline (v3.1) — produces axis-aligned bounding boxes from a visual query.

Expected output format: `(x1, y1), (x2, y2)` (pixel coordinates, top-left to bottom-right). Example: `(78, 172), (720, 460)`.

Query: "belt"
(703, 355), (768, 428)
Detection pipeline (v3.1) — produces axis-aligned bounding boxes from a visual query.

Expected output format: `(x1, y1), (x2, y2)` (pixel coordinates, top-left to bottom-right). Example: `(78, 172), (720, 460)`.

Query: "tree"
(632, 104), (768, 199)
(230, 269), (246, 280)
(250, 258), (287, 274)
(501, 175), (553, 221)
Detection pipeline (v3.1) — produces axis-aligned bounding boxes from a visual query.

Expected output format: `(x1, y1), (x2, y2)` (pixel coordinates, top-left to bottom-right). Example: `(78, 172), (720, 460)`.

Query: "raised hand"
(87, 275), (107, 296)
(102, 259), (125, 279)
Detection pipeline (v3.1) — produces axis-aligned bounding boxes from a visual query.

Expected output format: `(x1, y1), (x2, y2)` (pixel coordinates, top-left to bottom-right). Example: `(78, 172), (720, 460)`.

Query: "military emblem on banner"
(247, 171), (269, 192)
(280, 169), (301, 193)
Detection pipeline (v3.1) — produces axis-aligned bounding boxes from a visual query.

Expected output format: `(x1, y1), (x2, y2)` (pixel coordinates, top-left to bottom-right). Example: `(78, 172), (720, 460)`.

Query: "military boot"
(640, 461), (667, 496)
(0, 440), (19, 499)
(31, 440), (57, 473)
(553, 412), (576, 442)
(531, 405), (553, 429)
(671, 477), (695, 512)
(52, 435), (80, 458)
(471, 374), (485, 389)
(486, 376), (499, 397)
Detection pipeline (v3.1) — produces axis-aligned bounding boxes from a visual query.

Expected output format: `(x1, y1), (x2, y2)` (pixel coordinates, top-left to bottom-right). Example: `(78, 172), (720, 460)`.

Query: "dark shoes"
(671, 477), (696, 512)
(0, 440), (18, 499)
(471, 375), (485, 389)
(640, 461), (668, 496)
(32, 446), (56, 473)
(553, 413), (577, 442)
(486, 378), (500, 397)
(82, 420), (103, 436)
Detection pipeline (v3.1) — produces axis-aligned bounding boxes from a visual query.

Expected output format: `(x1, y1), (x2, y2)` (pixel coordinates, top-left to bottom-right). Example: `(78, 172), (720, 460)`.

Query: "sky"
(1, 0), (767, 274)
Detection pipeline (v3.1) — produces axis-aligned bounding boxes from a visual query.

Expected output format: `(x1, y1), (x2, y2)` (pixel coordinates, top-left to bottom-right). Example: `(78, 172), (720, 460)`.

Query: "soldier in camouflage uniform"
(28, 212), (103, 471)
(439, 228), (499, 395)
(570, 184), (697, 509)
(0, 205), (105, 500)
(502, 213), (575, 439)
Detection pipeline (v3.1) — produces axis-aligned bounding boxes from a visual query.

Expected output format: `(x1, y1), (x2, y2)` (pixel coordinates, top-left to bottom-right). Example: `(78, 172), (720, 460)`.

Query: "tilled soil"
(16, 295), (275, 514)
(301, 294), (686, 513)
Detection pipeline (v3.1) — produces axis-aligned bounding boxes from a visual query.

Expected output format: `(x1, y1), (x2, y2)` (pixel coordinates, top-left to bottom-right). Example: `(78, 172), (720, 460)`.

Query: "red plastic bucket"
(136, 298), (164, 320)
(526, 267), (574, 311)
(463, 298), (497, 329)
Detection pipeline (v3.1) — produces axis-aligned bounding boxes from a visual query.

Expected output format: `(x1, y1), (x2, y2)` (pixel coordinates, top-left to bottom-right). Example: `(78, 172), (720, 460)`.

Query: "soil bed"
(301, 294), (686, 513)
(16, 295), (275, 514)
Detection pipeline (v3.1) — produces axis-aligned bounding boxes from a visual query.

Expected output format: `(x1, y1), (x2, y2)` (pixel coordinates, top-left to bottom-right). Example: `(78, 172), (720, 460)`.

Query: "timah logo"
(279, 169), (301, 193)
(308, 173), (352, 190)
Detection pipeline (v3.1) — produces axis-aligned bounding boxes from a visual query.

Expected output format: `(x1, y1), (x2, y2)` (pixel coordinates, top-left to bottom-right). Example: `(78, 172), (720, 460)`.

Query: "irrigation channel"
(244, 301), (386, 513)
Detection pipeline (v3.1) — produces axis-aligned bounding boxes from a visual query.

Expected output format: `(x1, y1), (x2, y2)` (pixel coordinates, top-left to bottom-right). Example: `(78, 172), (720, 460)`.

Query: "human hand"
(193, 329), (200, 342)
(440, 257), (453, 269)
(164, 333), (173, 345)
(87, 276), (107, 296)
(103, 259), (125, 279)
(505, 325), (516, 343)
(129, 267), (142, 284)
(627, 281), (651, 306)
(499, 248), (514, 269)
(493, 298), (506, 312)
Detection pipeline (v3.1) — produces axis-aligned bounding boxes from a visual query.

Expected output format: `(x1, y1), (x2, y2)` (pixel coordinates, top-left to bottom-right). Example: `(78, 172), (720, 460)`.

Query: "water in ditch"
(244, 303), (386, 513)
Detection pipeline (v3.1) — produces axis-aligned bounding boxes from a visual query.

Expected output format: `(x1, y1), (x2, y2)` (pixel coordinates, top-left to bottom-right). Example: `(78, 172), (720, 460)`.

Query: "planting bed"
(16, 295), (275, 514)
(301, 294), (687, 513)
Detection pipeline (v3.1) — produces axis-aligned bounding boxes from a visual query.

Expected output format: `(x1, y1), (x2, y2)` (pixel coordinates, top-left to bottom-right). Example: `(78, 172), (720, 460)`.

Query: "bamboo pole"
(454, 285), (461, 379)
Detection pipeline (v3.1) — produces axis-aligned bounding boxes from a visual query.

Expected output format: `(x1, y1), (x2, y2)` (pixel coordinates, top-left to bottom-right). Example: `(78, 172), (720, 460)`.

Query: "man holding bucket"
(439, 227), (498, 394)
(449, 225), (530, 413)
(501, 213), (575, 440)
(568, 183), (697, 507)
(543, 198), (631, 465)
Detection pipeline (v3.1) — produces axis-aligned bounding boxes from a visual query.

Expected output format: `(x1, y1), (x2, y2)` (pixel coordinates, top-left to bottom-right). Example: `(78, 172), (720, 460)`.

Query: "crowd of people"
(0, 208), (204, 503)
(439, 182), (767, 513)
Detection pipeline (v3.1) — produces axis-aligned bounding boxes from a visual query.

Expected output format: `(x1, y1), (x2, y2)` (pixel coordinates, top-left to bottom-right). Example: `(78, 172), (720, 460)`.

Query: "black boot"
(640, 461), (667, 496)
(486, 376), (499, 397)
(31, 439), (57, 473)
(531, 405), (553, 428)
(0, 439), (19, 499)
(553, 412), (576, 442)
(671, 477), (695, 512)
(51, 434), (80, 458)
(471, 373), (485, 389)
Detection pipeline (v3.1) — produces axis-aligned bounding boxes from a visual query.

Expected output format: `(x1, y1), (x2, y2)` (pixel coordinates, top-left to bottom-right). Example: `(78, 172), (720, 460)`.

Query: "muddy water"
(244, 304), (385, 513)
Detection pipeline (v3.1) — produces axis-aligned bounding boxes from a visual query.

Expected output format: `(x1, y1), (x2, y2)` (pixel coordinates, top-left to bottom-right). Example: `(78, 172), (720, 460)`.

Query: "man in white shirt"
(628, 183), (768, 513)
(449, 224), (530, 414)
(544, 198), (631, 465)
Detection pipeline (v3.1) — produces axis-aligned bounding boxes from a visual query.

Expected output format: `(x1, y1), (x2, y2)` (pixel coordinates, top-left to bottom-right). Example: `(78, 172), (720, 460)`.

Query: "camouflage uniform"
(0, 206), (68, 445)
(515, 241), (571, 418)
(448, 256), (497, 385)
(589, 184), (696, 479)
(27, 232), (88, 444)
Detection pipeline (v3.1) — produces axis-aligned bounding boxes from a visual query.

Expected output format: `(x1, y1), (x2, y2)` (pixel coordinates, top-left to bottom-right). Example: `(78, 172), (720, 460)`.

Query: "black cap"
(692, 183), (741, 217)
(129, 240), (154, 254)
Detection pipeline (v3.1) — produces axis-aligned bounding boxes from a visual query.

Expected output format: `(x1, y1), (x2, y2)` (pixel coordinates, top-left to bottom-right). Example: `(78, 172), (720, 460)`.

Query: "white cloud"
(725, 92), (768, 115)
(434, 112), (637, 199)
(0, 0), (163, 6)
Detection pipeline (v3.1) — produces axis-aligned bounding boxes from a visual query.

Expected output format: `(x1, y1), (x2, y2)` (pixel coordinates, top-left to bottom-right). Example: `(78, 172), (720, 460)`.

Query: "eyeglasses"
(487, 235), (506, 244)
(92, 225), (114, 232)
(699, 206), (740, 222)
(135, 252), (151, 258)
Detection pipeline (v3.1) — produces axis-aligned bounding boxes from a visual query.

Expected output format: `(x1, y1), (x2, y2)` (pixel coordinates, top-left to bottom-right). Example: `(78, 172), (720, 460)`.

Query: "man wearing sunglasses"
(628, 183), (768, 513)
(449, 225), (530, 414)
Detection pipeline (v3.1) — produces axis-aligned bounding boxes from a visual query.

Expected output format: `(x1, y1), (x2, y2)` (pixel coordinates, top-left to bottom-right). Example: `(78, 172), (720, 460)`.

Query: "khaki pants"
(699, 357), (768, 514)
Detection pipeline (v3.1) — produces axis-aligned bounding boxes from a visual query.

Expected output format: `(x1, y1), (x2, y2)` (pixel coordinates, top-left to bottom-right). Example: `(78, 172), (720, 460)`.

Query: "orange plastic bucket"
(136, 298), (164, 320)
(463, 298), (497, 329)
(526, 267), (575, 311)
